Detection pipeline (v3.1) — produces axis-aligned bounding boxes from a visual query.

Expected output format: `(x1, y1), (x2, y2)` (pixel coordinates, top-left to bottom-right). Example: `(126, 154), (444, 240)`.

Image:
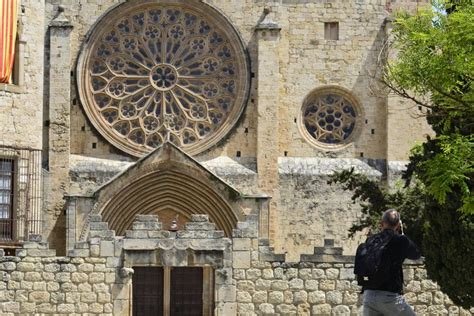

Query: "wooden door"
(132, 266), (210, 316)
(132, 267), (164, 316)
(170, 267), (204, 316)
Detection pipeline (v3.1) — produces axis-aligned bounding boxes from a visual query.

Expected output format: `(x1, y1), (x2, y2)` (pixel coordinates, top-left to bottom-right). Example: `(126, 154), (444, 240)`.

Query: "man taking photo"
(360, 209), (421, 315)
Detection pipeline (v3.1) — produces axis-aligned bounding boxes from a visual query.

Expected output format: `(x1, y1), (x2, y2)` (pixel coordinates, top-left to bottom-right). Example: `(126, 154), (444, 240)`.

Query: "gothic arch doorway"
(100, 168), (238, 236)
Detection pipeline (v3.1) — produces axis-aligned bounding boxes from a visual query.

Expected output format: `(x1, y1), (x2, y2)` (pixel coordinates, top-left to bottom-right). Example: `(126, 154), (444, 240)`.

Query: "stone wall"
(39, 0), (433, 255)
(0, 214), (471, 316)
(0, 247), (117, 314)
(275, 158), (382, 259)
(43, 0), (432, 162)
(0, 0), (44, 150)
(231, 260), (471, 315)
(1, 252), (470, 316)
(67, 151), (387, 258)
(236, 241), (473, 316)
(0, 1), (45, 243)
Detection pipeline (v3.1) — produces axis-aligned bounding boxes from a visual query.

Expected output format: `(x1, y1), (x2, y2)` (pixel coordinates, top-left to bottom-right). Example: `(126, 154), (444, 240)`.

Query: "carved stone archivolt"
(77, 1), (250, 156)
(100, 169), (237, 237)
(299, 86), (363, 150)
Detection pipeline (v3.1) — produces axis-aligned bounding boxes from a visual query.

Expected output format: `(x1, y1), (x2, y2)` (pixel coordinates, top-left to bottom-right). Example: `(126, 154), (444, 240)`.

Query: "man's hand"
(397, 221), (404, 235)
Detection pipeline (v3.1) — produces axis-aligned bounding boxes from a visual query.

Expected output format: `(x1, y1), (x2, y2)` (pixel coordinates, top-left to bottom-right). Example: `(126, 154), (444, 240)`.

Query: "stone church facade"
(0, 0), (471, 315)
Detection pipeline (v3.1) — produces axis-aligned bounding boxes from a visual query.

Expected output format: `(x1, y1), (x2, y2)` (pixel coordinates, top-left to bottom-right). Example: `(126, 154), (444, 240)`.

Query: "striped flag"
(0, 0), (18, 84)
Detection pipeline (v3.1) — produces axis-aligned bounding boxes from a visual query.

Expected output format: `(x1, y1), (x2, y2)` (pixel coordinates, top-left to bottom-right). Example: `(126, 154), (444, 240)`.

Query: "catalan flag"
(0, 0), (18, 84)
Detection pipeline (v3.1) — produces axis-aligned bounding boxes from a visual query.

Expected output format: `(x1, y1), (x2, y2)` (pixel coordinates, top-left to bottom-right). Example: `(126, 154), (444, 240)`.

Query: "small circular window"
(300, 87), (362, 149)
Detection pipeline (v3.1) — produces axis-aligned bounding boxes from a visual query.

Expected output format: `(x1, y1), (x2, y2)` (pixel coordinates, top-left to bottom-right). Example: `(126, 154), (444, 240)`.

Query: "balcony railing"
(0, 218), (43, 242)
(0, 218), (15, 242)
(0, 146), (42, 243)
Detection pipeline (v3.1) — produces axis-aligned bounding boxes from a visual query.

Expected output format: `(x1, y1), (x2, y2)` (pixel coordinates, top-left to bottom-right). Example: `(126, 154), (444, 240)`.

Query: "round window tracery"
(78, 2), (250, 156)
(300, 87), (362, 149)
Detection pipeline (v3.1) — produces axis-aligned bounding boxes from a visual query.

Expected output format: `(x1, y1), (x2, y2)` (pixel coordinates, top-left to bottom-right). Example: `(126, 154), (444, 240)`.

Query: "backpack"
(354, 231), (394, 288)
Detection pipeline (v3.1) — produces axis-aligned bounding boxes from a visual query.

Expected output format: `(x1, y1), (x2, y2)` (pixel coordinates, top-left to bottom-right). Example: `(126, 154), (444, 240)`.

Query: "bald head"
(381, 209), (400, 229)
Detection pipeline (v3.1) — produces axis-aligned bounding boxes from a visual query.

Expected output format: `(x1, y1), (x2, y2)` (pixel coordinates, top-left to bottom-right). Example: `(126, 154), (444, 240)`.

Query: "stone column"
(255, 11), (281, 246)
(46, 7), (73, 254)
(65, 198), (76, 252)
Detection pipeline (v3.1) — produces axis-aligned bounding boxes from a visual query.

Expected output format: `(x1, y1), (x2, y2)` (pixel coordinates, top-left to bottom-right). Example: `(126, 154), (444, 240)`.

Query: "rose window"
(78, 2), (249, 156)
(301, 88), (361, 148)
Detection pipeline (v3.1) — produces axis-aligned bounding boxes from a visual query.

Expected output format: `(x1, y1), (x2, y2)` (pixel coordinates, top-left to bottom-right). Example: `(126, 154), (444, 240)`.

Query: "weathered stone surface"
(149, 230), (172, 238)
(24, 272), (41, 282)
(29, 291), (50, 303)
(312, 303), (332, 315)
(67, 272), (84, 284)
(256, 279), (272, 291)
(319, 279), (336, 291)
(312, 268), (325, 279)
(268, 291), (284, 304)
(217, 284), (236, 302)
(81, 292), (97, 303)
(123, 239), (158, 251)
(135, 215), (159, 222)
(253, 290), (268, 304)
(293, 290), (308, 304)
(232, 251), (250, 269)
(58, 303), (75, 313)
(68, 249), (90, 257)
(333, 305), (351, 315)
(326, 290), (343, 305)
(100, 241), (115, 257)
(16, 263), (35, 272)
(289, 278), (304, 290)
(308, 290), (326, 304)
(421, 280), (438, 291)
(339, 268), (354, 280)
(233, 238), (252, 251)
(272, 280), (289, 291)
(77, 263), (94, 273)
(185, 222), (216, 231)
(90, 222), (108, 231)
(132, 221), (162, 231)
(259, 302), (275, 314)
(236, 291), (252, 303)
(89, 272), (105, 284)
(276, 303), (297, 315)
(246, 268), (262, 280)
(5, 256), (459, 316)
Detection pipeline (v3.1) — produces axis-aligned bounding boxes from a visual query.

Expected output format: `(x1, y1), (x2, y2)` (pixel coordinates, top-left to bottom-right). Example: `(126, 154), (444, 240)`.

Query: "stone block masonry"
(231, 261), (473, 316)
(0, 214), (471, 315)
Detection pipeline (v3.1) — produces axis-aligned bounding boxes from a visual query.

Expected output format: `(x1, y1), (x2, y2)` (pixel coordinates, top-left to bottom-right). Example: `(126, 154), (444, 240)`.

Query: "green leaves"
(387, 2), (474, 215)
(340, 1), (474, 306)
(415, 135), (474, 214)
(387, 2), (474, 134)
(328, 169), (427, 247)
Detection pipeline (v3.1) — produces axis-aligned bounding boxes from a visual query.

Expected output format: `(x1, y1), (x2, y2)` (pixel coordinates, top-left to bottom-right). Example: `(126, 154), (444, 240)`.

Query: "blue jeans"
(363, 290), (416, 316)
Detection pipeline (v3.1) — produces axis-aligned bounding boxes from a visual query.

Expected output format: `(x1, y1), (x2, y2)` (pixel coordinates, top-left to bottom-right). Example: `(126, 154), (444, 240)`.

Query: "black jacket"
(364, 229), (421, 294)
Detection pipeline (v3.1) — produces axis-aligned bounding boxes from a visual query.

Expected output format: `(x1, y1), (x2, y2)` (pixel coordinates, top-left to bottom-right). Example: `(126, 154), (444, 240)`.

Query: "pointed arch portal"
(100, 169), (237, 236)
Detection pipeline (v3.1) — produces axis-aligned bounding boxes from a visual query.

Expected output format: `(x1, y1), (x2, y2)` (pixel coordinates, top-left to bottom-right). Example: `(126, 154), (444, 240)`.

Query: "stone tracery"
(79, 3), (249, 156)
(301, 88), (361, 148)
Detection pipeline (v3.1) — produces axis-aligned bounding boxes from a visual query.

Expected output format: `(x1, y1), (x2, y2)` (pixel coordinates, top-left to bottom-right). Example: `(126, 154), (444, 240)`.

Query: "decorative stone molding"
(255, 8), (281, 32)
(300, 239), (353, 263)
(258, 239), (286, 262)
(86, 142), (242, 238)
(49, 5), (73, 28)
(122, 214), (231, 269)
(119, 267), (134, 278)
